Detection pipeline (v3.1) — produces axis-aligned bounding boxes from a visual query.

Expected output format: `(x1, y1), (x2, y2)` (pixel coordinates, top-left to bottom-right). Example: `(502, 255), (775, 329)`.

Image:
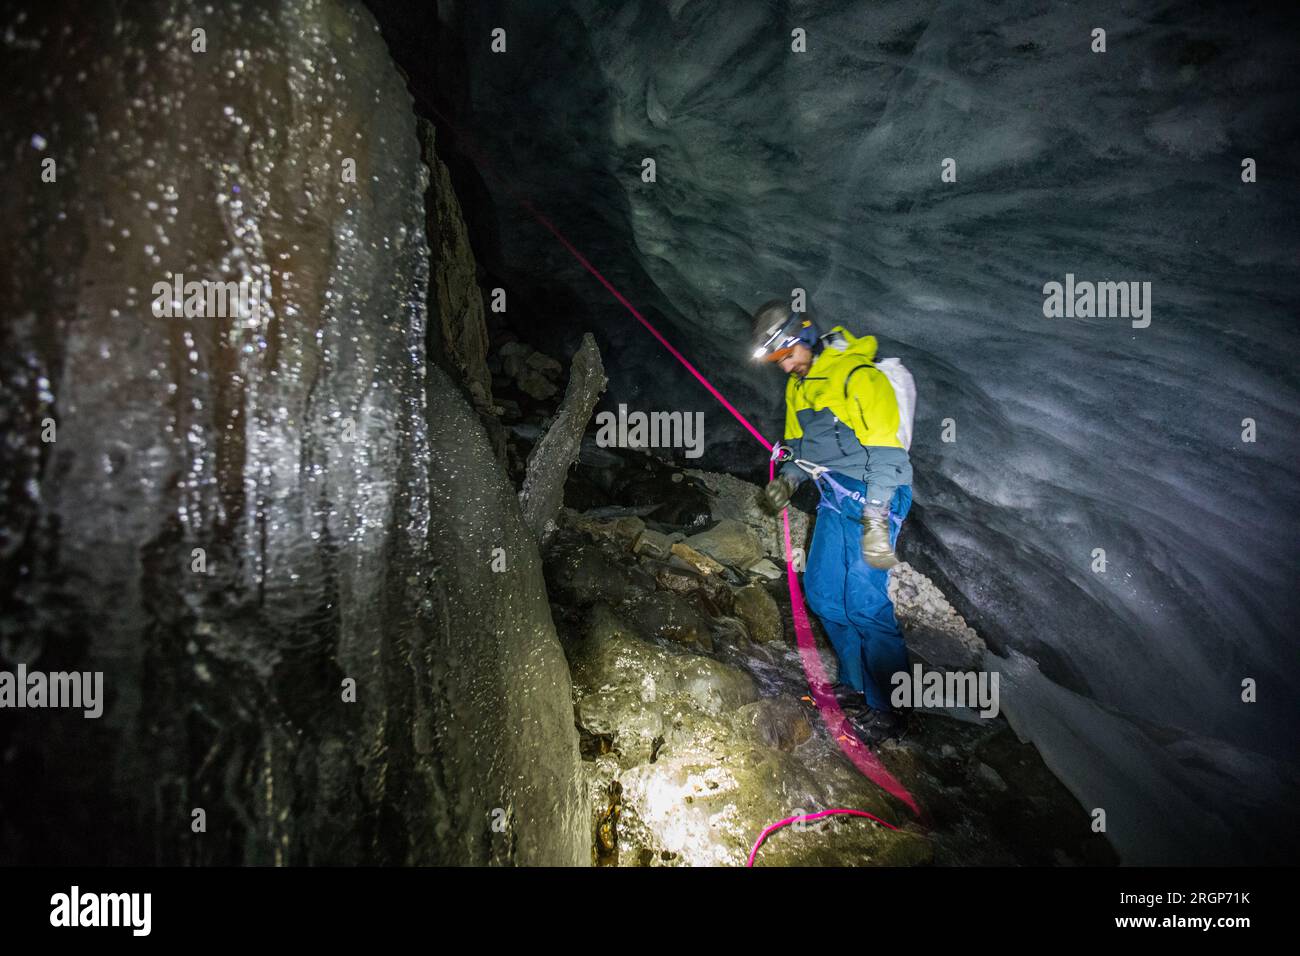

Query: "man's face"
(777, 343), (813, 378)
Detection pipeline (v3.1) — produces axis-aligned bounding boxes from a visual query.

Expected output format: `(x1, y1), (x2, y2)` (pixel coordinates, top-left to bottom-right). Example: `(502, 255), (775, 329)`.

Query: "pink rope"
(746, 807), (897, 867)
(520, 199), (773, 452)
(774, 465), (921, 816)
(426, 105), (922, 835)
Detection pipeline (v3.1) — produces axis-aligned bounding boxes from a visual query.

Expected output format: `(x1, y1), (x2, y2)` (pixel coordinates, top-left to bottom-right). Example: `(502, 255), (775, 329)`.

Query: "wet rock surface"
(418, 117), (500, 455)
(529, 435), (1115, 866)
(0, 0), (586, 865)
(732, 583), (782, 645)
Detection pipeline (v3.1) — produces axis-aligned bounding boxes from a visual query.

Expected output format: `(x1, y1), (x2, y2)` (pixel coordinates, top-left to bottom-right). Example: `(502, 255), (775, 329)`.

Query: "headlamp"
(753, 311), (800, 362)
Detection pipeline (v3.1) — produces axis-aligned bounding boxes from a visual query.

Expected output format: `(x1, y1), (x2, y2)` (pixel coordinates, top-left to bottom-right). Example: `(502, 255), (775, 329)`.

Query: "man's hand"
(762, 474), (796, 512)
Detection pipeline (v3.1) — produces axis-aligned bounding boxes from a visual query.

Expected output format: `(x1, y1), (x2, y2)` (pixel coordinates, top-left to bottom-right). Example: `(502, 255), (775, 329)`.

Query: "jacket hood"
(818, 325), (878, 365)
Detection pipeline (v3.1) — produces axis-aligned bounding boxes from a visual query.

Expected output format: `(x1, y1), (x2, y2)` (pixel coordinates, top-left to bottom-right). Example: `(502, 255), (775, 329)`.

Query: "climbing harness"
(769, 442), (869, 519)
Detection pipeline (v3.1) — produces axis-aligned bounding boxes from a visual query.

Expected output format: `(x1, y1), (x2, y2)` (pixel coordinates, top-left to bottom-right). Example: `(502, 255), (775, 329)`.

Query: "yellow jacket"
(784, 327), (905, 451)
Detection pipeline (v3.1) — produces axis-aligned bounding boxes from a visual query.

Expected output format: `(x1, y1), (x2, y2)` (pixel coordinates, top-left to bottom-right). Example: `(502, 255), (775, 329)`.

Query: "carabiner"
(792, 458), (829, 481)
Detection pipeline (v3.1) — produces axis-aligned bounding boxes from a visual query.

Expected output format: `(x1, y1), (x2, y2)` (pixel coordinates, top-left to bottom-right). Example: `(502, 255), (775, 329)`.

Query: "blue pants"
(803, 474), (912, 711)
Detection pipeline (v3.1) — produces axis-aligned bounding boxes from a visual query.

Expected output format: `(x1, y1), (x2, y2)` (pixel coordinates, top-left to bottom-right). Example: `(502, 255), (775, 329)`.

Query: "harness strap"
(778, 449), (865, 520)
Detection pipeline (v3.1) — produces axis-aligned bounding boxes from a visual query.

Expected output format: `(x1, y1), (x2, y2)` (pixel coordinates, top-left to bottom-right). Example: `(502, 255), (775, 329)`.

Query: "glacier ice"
(416, 0), (1300, 862)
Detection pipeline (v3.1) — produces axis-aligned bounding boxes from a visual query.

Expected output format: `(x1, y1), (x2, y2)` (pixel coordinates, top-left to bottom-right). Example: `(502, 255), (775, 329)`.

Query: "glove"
(762, 474), (796, 512)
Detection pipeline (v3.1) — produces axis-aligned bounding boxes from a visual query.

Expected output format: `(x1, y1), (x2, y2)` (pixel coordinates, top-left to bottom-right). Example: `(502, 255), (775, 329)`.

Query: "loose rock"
(685, 518), (765, 569)
(733, 583), (783, 644)
(670, 541), (726, 575)
(633, 528), (674, 560)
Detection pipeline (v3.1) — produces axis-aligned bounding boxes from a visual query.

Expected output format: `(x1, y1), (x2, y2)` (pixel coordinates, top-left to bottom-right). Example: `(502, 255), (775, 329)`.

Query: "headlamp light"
(753, 311), (800, 361)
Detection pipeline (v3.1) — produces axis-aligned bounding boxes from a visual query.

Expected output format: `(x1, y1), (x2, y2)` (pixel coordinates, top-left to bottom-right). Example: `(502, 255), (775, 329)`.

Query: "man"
(751, 298), (914, 739)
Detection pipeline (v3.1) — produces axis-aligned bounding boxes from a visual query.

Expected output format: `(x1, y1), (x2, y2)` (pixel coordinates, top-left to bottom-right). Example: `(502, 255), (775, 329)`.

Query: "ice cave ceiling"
(372, 0), (1300, 861)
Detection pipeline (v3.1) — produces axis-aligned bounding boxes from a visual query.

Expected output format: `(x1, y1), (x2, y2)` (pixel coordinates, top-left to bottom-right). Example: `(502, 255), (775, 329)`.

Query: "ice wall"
(0, 0), (586, 865)
(432, 0), (1300, 861)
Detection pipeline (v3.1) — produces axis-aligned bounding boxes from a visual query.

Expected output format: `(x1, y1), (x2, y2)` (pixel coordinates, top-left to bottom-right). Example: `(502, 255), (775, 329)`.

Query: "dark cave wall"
(0, 0), (586, 865)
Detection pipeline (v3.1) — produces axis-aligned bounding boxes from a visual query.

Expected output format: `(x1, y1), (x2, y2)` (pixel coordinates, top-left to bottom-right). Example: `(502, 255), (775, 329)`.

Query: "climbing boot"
(833, 685), (871, 718)
(852, 707), (909, 744)
(860, 511), (898, 569)
(866, 708), (909, 742)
